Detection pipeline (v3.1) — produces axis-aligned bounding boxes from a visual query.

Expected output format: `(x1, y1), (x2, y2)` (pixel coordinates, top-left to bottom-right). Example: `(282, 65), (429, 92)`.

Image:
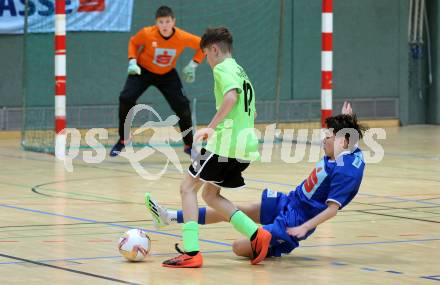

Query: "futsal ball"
(118, 229), (151, 262)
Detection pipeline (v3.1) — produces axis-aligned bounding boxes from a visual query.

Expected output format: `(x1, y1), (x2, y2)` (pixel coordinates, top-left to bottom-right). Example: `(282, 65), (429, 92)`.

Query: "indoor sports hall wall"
(0, 0), (438, 130)
(427, 0), (440, 124)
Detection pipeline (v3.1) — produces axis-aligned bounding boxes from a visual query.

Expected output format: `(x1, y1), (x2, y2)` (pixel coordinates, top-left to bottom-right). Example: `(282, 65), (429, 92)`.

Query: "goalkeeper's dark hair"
(325, 114), (367, 144)
(155, 6), (174, 19)
(200, 27), (233, 53)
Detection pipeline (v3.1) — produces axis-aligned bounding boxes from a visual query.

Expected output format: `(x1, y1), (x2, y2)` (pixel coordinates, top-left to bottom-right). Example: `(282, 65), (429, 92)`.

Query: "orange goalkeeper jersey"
(128, 26), (204, 75)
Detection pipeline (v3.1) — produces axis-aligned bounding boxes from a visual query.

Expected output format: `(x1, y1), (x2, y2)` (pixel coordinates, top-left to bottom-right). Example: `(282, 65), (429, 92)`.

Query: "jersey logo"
(266, 189), (278, 198)
(304, 167), (322, 193)
(78, 0), (105, 12)
(153, 48), (176, 67)
(352, 151), (364, 169)
(301, 160), (328, 199)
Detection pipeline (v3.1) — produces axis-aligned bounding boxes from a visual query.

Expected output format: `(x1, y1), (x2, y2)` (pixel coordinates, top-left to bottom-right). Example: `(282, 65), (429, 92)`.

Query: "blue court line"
(298, 256), (318, 261)
(1, 203), (440, 250)
(331, 261), (348, 266)
(245, 177), (296, 188)
(0, 250), (231, 266)
(385, 152), (440, 161)
(358, 193), (440, 206)
(0, 251), (420, 283)
(421, 275), (440, 282)
(0, 255), (122, 265)
(302, 238), (440, 248)
(0, 204), (231, 247)
(386, 270), (403, 275)
(4, 152), (439, 207)
(0, 200), (436, 282)
(245, 178), (440, 206)
(361, 267), (378, 272)
(149, 162), (440, 206)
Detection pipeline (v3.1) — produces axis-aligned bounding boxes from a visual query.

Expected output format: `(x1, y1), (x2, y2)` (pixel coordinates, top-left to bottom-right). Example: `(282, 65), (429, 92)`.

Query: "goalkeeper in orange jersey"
(110, 5), (204, 157)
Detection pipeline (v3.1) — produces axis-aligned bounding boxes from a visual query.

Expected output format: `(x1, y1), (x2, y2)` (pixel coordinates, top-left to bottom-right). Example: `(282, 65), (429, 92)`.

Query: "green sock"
(183, 221), (200, 252)
(230, 210), (258, 239)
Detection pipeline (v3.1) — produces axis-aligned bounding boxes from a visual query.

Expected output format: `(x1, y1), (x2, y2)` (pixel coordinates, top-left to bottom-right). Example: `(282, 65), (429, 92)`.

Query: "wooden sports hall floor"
(0, 125), (439, 285)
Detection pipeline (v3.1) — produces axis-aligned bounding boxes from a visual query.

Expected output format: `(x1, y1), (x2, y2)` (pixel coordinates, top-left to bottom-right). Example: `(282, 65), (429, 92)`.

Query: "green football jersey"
(205, 58), (259, 161)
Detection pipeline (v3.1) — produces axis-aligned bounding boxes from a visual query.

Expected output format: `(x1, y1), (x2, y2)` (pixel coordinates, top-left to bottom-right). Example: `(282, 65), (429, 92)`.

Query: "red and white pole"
(55, 0), (66, 159)
(321, 0), (333, 127)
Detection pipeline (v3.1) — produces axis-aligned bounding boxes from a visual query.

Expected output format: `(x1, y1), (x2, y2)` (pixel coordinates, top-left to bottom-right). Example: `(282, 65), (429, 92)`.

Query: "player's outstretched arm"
(126, 30), (145, 75)
(182, 31), (205, 64)
(181, 31), (204, 83)
(286, 202), (339, 238)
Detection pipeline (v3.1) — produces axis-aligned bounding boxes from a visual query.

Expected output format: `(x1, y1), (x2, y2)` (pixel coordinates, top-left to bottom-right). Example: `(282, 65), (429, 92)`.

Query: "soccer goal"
(21, 0), (331, 155)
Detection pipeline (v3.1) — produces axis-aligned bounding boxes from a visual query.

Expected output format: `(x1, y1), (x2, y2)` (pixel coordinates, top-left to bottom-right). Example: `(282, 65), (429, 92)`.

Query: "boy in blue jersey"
(146, 102), (367, 258)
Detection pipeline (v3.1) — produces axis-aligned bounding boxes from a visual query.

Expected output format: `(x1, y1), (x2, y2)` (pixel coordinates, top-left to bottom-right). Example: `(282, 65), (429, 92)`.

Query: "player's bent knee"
(232, 241), (241, 256)
(179, 175), (199, 197)
(179, 182), (193, 197)
(232, 240), (251, 257)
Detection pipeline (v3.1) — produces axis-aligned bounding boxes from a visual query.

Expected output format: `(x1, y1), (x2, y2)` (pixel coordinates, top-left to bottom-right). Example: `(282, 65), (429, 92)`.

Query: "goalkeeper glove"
(182, 60), (198, 83)
(127, 59), (141, 75)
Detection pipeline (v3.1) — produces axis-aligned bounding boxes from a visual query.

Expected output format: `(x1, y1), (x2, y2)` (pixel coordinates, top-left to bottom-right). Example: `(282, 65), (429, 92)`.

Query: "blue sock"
(177, 207), (206, 224)
(177, 210), (184, 223)
(198, 207), (206, 225)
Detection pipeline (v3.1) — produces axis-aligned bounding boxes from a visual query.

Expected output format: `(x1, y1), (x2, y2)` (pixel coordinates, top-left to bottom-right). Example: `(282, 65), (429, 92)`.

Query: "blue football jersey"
(288, 148), (365, 218)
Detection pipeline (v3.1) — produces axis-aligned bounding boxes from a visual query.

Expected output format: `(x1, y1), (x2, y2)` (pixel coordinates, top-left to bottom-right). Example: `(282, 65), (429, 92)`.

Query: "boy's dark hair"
(200, 27), (233, 53)
(325, 114), (367, 144)
(155, 6), (174, 19)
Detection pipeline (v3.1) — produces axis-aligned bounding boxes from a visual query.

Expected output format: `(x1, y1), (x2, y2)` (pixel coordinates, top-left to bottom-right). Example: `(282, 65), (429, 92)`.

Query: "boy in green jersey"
(161, 27), (271, 268)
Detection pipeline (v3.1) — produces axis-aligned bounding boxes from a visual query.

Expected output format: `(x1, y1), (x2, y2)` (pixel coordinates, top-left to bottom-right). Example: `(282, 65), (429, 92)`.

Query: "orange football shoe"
(162, 244), (203, 268)
(250, 227), (272, 265)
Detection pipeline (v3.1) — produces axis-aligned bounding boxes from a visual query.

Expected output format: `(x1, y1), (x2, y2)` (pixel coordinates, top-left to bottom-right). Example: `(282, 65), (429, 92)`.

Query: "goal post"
(54, 0), (67, 159)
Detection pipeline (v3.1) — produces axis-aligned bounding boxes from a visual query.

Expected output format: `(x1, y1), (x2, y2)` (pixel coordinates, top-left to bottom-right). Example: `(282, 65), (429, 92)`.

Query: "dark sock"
(250, 229), (258, 241)
(186, 251), (199, 256)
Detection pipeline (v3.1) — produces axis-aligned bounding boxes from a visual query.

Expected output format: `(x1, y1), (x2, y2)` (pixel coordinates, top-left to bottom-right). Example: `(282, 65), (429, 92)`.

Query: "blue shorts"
(260, 189), (315, 257)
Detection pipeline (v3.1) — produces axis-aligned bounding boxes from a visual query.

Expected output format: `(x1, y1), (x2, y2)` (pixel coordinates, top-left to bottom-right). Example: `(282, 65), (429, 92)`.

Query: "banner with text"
(0, 0), (133, 34)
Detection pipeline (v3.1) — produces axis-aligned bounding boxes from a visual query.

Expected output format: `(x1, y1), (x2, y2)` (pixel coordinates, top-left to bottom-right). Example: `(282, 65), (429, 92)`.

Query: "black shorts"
(188, 148), (250, 189)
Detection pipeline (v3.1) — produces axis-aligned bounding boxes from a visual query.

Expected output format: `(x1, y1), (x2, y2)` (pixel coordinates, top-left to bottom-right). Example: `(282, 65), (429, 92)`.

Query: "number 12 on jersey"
(243, 81), (253, 116)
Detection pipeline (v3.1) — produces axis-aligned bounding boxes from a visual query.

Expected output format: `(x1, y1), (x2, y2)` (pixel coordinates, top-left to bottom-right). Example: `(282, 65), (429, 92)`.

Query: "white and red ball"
(118, 229), (151, 262)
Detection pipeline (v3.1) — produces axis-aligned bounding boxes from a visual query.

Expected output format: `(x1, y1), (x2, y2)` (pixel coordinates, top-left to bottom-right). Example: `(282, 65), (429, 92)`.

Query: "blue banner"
(0, 0), (133, 34)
